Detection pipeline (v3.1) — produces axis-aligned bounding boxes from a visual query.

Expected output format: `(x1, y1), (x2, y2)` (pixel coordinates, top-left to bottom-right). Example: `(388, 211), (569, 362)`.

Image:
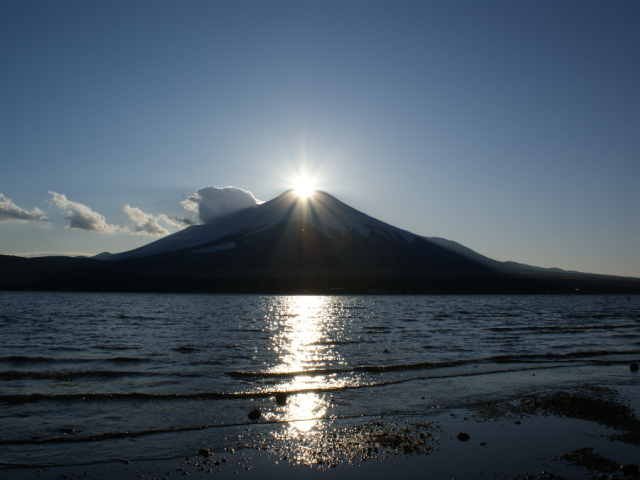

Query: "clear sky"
(1, 0), (639, 277)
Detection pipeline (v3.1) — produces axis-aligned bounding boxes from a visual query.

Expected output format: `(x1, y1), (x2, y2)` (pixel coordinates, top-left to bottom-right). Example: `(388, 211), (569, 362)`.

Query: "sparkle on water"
(269, 296), (334, 433)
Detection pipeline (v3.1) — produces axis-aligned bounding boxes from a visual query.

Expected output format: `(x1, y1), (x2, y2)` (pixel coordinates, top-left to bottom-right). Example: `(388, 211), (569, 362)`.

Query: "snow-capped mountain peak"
(110, 190), (417, 260)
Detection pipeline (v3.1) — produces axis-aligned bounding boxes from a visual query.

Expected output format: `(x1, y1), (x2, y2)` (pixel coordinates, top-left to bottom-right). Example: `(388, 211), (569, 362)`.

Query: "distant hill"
(1, 190), (638, 294)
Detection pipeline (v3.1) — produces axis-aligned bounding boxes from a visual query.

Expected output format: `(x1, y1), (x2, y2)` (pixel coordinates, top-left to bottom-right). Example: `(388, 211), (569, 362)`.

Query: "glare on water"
(267, 296), (335, 432)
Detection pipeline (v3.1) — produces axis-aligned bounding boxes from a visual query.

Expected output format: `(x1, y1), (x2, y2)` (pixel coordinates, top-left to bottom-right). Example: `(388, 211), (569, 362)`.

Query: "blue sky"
(1, 0), (639, 277)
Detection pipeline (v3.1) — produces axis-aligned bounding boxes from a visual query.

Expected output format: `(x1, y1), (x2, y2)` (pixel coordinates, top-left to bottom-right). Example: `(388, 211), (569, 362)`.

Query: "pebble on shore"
(620, 464), (639, 475)
(248, 408), (262, 420)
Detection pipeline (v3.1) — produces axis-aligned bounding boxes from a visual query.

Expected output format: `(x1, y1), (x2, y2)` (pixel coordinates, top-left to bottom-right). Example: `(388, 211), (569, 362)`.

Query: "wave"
(227, 349), (640, 379)
(0, 370), (203, 381)
(488, 323), (637, 333)
(590, 313), (627, 319)
(116, 314), (155, 320)
(355, 360), (463, 373)
(106, 357), (151, 363)
(0, 355), (154, 366)
(227, 367), (350, 378)
(94, 345), (140, 350)
(0, 413), (341, 447)
(305, 340), (359, 346)
(172, 346), (200, 353)
(189, 360), (224, 366)
(0, 384), (368, 404)
(0, 356), (53, 364)
(489, 349), (640, 363)
(48, 346), (88, 352)
(227, 360), (464, 378)
(0, 370), (142, 381)
(0, 360), (617, 408)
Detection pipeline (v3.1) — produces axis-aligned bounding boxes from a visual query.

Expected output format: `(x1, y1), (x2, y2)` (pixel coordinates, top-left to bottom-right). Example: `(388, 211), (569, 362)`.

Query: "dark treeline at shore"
(1, 255), (639, 294)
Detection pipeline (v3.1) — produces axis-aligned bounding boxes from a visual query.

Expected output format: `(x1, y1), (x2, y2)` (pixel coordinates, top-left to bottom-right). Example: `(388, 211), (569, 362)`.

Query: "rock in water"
(620, 464), (639, 475)
(456, 432), (470, 441)
(630, 363), (639, 372)
(275, 392), (288, 405)
(248, 408), (261, 420)
(198, 448), (210, 457)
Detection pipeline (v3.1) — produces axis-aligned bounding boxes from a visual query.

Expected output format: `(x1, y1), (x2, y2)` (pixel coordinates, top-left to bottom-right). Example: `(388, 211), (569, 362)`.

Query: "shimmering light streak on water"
(285, 393), (327, 432)
(267, 296), (333, 431)
(270, 296), (335, 372)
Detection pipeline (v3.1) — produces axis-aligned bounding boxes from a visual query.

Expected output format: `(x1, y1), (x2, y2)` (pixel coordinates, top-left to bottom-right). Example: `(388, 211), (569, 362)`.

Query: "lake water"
(1, 292), (639, 468)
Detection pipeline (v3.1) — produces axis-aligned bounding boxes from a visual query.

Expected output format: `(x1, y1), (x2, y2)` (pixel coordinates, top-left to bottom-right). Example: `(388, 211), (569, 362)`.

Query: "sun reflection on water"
(268, 296), (341, 434)
(284, 392), (325, 432)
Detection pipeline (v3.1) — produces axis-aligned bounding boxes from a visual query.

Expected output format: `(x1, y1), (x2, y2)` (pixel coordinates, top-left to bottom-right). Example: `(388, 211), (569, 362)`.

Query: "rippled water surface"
(1, 292), (639, 467)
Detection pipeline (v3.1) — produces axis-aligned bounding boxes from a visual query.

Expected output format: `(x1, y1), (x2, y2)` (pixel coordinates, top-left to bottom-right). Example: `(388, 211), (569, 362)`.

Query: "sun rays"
(293, 177), (315, 198)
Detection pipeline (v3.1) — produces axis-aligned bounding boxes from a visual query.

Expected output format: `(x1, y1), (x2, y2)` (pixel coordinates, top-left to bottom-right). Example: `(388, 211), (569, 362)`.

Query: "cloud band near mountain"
(123, 205), (169, 236)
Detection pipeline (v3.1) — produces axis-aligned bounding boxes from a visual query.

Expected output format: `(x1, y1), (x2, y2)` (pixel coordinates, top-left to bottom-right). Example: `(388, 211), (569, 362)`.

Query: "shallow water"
(0, 292), (639, 467)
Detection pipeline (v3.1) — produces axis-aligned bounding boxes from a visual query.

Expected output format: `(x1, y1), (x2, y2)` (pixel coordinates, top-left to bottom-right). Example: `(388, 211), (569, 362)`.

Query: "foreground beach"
(3, 384), (639, 480)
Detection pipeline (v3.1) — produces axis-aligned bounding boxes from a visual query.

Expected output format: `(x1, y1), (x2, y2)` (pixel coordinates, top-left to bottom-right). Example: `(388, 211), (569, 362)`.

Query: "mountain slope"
(110, 190), (417, 260)
(105, 190), (505, 275)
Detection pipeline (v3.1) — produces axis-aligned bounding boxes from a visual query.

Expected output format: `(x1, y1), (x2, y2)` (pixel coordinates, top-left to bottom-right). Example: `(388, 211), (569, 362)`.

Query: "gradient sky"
(1, 0), (639, 277)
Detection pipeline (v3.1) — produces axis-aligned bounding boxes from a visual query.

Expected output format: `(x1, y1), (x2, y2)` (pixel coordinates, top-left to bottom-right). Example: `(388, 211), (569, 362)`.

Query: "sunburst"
(293, 177), (315, 198)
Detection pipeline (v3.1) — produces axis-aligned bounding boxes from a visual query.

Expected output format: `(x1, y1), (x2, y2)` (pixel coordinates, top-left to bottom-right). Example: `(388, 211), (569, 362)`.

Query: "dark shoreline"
(2, 385), (640, 480)
(2, 254), (639, 294)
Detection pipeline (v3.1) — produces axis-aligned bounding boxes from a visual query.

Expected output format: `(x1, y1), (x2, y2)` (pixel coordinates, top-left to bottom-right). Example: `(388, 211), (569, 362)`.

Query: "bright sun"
(294, 177), (315, 198)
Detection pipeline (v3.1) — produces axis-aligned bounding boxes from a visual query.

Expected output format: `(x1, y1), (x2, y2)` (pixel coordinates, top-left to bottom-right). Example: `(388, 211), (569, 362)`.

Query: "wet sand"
(2, 385), (639, 480)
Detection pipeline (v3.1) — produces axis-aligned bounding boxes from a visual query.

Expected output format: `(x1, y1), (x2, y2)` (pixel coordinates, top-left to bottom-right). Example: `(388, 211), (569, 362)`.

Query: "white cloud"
(182, 186), (259, 224)
(0, 193), (49, 223)
(48, 191), (122, 233)
(123, 205), (169, 236)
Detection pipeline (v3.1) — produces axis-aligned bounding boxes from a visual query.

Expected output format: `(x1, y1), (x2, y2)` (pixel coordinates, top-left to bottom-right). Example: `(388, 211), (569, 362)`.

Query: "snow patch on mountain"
(192, 242), (236, 253)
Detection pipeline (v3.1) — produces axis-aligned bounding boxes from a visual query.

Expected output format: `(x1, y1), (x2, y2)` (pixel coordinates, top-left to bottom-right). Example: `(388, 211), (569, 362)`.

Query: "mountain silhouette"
(1, 190), (638, 293)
